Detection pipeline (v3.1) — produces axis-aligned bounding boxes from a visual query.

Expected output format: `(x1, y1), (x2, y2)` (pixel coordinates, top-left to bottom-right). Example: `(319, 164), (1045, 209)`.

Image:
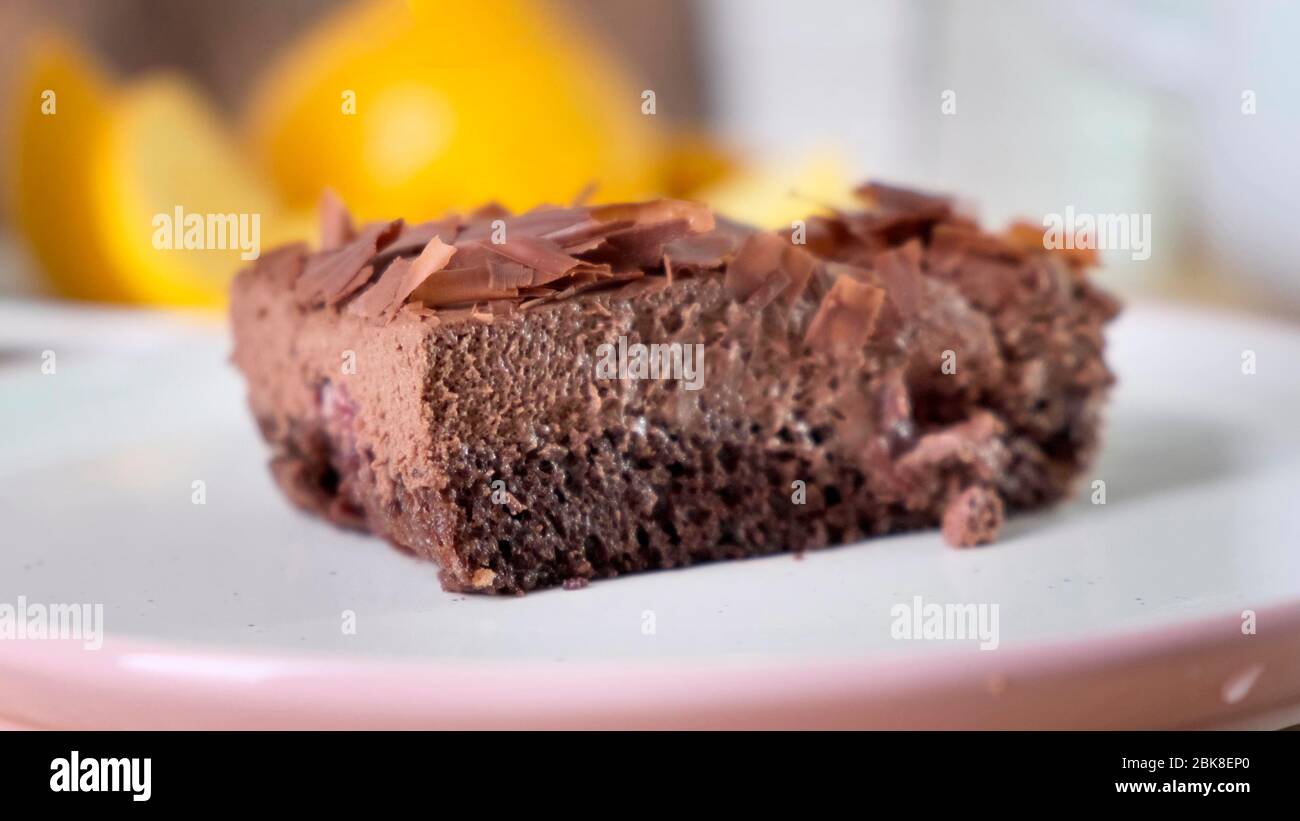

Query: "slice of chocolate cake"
(230, 183), (1119, 594)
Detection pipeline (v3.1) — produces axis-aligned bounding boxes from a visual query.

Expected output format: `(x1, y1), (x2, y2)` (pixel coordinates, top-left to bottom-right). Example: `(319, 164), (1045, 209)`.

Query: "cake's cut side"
(230, 183), (1119, 594)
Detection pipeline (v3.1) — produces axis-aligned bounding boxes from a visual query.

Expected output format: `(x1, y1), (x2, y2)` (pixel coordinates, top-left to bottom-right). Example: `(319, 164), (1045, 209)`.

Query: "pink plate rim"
(1, 598), (1297, 729)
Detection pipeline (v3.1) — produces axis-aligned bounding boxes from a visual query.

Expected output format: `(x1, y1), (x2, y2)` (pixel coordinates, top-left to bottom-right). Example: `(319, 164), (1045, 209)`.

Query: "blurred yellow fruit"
(244, 0), (664, 221)
(91, 74), (310, 306)
(693, 150), (859, 230)
(657, 132), (739, 200)
(6, 35), (125, 301)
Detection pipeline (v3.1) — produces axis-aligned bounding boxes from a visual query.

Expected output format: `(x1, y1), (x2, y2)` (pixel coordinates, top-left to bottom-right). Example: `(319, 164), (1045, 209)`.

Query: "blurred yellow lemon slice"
(92, 74), (310, 306)
(693, 150), (859, 230)
(6, 35), (126, 301)
(245, 0), (663, 221)
(656, 131), (739, 200)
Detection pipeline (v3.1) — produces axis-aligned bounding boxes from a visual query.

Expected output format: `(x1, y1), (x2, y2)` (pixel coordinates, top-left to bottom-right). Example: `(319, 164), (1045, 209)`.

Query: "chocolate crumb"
(942, 486), (1005, 547)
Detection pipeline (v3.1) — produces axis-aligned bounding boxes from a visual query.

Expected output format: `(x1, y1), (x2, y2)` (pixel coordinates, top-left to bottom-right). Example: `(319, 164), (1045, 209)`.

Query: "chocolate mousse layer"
(230, 183), (1118, 594)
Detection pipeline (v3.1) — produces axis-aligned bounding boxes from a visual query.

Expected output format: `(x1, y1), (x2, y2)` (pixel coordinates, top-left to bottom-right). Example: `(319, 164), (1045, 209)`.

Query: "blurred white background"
(701, 0), (1300, 312)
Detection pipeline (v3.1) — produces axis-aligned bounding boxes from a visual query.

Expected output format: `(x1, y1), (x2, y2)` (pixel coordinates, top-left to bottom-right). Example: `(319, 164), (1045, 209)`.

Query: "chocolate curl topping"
(487, 259), (536, 291)
(779, 245), (817, 305)
(873, 240), (924, 320)
(854, 181), (952, 217)
(270, 181), (1110, 341)
(348, 235), (457, 322)
(410, 267), (518, 307)
(931, 222), (1026, 263)
(469, 202), (511, 221)
(457, 206), (586, 244)
(725, 232), (815, 306)
(295, 219), (404, 308)
(481, 236), (580, 285)
(664, 231), (740, 270)
(297, 186), (744, 319)
(803, 274), (886, 357)
(582, 219), (694, 270)
(252, 243), (308, 289)
(589, 199), (716, 233)
(408, 200), (718, 310)
(542, 218), (635, 251)
(379, 218), (461, 259)
(1002, 220), (1099, 270)
(319, 188), (356, 251)
(726, 232), (785, 300)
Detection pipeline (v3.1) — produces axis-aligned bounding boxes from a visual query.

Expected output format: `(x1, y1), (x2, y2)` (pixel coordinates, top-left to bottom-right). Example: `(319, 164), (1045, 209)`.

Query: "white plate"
(1, 299), (1298, 729)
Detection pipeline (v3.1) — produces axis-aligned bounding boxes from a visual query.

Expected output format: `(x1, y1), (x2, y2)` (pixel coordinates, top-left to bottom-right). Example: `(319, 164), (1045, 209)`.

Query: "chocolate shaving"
(517, 269), (645, 311)
(742, 269), (792, 311)
(1002, 220), (1099, 270)
(664, 230), (740, 269)
(319, 188), (355, 251)
(277, 180), (1098, 331)
(803, 274), (885, 356)
(349, 235), (457, 322)
(457, 206), (587, 244)
(822, 261), (872, 285)
(932, 222), (1026, 263)
(590, 199), (715, 233)
(399, 301), (440, 323)
(409, 266), (518, 308)
(855, 181), (953, 218)
(873, 240), (924, 320)
(725, 232), (815, 306)
(511, 206), (596, 237)
(487, 259), (535, 290)
(380, 218), (461, 259)
(542, 218), (635, 251)
(780, 244), (817, 304)
(481, 236), (579, 284)
(829, 181), (958, 252)
(289, 189), (739, 319)
(581, 218), (693, 270)
(614, 275), (670, 300)
(252, 243), (308, 289)
(447, 240), (496, 270)
(793, 214), (858, 261)
(469, 202), (511, 221)
(567, 262), (616, 282)
(726, 232), (786, 301)
(295, 219), (403, 308)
